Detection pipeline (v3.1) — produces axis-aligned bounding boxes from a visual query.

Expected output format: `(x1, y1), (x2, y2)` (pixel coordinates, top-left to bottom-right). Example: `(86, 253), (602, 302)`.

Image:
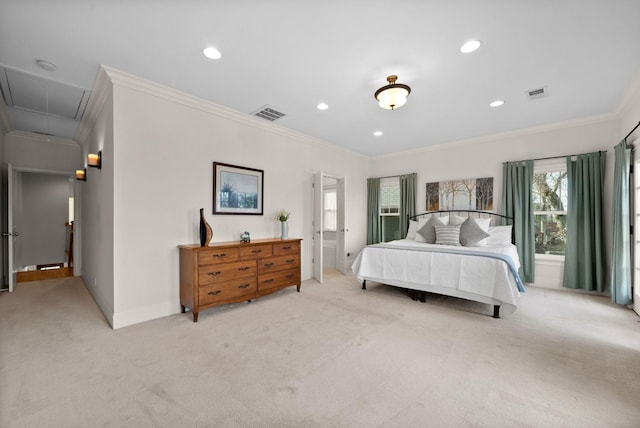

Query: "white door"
(336, 176), (347, 274)
(7, 164), (17, 292)
(634, 159), (640, 316)
(313, 171), (323, 283)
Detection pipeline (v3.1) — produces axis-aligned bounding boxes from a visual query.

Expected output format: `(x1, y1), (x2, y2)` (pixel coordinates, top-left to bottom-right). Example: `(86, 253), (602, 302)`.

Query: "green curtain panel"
(610, 141), (632, 304)
(563, 152), (606, 292)
(367, 177), (381, 245)
(399, 173), (417, 238)
(501, 161), (535, 283)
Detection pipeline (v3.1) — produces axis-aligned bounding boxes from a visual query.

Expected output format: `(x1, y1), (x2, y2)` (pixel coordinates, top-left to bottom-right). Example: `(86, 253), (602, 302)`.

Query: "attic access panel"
(0, 67), (90, 120)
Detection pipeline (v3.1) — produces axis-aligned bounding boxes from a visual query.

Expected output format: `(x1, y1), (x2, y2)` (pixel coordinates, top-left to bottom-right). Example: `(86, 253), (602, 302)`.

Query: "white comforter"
(351, 239), (522, 315)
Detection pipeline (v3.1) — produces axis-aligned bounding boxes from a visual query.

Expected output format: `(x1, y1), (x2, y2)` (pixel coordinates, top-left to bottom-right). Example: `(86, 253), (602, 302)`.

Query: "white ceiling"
(1, 1), (639, 156)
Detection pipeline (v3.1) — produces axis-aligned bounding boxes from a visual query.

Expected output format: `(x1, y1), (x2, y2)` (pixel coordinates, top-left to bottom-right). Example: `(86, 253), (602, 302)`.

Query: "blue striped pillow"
(434, 225), (461, 246)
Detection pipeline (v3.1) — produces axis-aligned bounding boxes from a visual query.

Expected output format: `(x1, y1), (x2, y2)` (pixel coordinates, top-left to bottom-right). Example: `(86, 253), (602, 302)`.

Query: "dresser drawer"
(258, 269), (300, 292)
(257, 254), (300, 274)
(239, 244), (273, 260)
(199, 248), (239, 266)
(198, 260), (256, 285)
(199, 278), (257, 306)
(273, 241), (300, 256)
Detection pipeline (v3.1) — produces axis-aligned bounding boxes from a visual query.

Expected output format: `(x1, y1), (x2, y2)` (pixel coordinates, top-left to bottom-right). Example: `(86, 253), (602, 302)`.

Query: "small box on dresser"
(178, 238), (302, 322)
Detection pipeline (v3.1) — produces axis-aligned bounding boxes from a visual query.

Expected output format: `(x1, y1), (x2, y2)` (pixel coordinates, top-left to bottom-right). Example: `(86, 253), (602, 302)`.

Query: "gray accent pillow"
(460, 217), (491, 247)
(416, 216), (445, 244)
(435, 225), (461, 246)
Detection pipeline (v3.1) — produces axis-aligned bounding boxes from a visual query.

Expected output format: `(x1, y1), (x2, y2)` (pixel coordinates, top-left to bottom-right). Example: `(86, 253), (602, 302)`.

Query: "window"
(533, 166), (567, 256)
(380, 177), (400, 242)
(323, 187), (337, 231)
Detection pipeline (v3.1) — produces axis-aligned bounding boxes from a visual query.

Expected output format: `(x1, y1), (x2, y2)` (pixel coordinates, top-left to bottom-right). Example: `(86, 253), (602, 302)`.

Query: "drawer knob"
(251, 249), (262, 254)
(287, 274), (294, 278)
(208, 271), (222, 276)
(238, 267), (251, 271)
(238, 284), (251, 289)
(208, 290), (221, 296)
(213, 253), (226, 258)
(282, 246), (291, 250)
(264, 262), (274, 268)
(286, 259), (295, 264)
(263, 279), (274, 284)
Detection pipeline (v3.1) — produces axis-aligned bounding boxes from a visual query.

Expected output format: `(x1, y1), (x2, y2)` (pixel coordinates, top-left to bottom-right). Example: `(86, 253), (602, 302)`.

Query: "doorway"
(3, 166), (76, 291)
(312, 171), (346, 283)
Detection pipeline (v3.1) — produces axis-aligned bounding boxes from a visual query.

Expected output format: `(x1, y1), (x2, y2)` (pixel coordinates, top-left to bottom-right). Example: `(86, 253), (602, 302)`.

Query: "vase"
(280, 221), (288, 239)
(199, 208), (213, 246)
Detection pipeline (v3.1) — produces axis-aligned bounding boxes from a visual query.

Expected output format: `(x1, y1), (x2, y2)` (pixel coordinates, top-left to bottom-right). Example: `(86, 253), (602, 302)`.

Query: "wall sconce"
(75, 168), (86, 181)
(88, 151), (102, 169)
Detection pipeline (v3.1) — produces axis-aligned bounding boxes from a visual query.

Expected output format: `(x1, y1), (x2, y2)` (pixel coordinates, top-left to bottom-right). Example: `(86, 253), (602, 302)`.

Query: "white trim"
(535, 253), (565, 263)
(74, 66), (111, 143)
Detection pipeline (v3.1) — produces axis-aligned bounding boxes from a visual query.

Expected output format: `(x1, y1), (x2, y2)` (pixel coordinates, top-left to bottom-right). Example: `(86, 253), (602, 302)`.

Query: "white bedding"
(351, 239), (522, 316)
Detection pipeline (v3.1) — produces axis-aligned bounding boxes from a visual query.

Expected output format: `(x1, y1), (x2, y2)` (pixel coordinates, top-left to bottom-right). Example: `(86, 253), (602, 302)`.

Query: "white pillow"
(406, 220), (418, 239)
(413, 216), (430, 242)
(485, 225), (513, 245)
(474, 217), (491, 232)
(448, 215), (466, 226)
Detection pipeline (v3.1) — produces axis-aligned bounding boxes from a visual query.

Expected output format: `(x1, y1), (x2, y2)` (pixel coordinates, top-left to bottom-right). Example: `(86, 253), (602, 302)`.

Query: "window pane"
(533, 171), (567, 212)
(535, 213), (566, 255)
(323, 189), (337, 231)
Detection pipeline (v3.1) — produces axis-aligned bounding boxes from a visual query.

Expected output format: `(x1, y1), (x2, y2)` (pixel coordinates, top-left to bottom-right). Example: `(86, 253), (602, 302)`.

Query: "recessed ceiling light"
(460, 40), (481, 53)
(317, 102), (329, 110)
(373, 131), (383, 136)
(36, 59), (56, 71)
(490, 100), (505, 107)
(203, 47), (222, 60)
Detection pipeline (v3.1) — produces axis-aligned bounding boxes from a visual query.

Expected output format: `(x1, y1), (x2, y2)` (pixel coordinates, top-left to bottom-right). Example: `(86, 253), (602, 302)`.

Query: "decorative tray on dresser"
(178, 238), (302, 322)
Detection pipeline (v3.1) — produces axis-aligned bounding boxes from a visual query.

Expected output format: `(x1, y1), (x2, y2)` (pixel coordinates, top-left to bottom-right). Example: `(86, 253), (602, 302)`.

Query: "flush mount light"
(375, 75), (411, 110)
(490, 100), (505, 107)
(373, 131), (383, 136)
(460, 40), (481, 53)
(317, 102), (329, 110)
(36, 59), (57, 71)
(203, 47), (222, 60)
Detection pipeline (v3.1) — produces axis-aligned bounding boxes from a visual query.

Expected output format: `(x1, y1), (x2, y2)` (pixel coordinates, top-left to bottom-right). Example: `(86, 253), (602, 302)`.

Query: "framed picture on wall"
(213, 162), (264, 215)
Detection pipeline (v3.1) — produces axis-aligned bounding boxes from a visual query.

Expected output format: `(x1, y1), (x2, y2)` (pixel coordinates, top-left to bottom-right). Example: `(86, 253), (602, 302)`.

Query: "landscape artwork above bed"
(426, 177), (493, 211)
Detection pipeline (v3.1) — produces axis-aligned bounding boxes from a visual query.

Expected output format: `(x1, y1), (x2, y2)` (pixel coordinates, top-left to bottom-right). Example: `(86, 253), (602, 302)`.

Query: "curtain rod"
(505, 150), (605, 165)
(369, 172), (416, 180)
(624, 121), (640, 142)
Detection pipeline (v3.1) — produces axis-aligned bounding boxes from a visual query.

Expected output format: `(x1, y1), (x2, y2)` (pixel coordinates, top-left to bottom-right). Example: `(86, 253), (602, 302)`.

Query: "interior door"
(336, 176), (347, 274)
(7, 164), (16, 292)
(313, 171), (323, 283)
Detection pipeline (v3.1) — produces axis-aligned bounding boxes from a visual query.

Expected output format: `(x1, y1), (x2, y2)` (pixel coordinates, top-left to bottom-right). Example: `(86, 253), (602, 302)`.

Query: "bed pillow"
(485, 225), (513, 245)
(434, 225), (461, 246)
(406, 220), (419, 239)
(413, 216), (430, 242)
(448, 215), (467, 226)
(460, 217), (491, 247)
(416, 216), (445, 243)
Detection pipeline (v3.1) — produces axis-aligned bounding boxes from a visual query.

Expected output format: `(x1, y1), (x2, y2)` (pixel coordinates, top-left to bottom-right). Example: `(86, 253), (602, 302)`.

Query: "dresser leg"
(192, 311), (199, 322)
(180, 305), (186, 313)
(296, 285), (301, 292)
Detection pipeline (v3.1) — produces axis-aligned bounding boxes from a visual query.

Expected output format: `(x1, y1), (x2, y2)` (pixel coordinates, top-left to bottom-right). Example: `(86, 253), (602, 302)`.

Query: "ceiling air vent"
(252, 105), (286, 121)
(526, 86), (548, 100)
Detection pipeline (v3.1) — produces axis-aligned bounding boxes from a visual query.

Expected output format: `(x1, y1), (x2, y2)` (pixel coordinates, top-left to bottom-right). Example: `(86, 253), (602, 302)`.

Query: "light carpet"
(1, 271), (639, 427)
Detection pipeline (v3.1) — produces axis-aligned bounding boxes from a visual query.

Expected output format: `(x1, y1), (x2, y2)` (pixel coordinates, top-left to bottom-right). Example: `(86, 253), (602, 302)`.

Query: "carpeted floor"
(1, 271), (639, 427)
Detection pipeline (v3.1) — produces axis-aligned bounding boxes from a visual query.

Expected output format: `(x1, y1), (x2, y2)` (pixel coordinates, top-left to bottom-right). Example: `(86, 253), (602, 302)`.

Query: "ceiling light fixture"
(317, 102), (329, 110)
(373, 131), (383, 136)
(375, 75), (411, 110)
(36, 59), (57, 71)
(460, 40), (481, 53)
(490, 100), (505, 107)
(203, 47), (222, 60)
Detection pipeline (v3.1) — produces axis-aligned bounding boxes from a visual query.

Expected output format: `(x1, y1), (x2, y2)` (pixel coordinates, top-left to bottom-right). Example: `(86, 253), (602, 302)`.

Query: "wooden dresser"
(178, 238), (302, 322)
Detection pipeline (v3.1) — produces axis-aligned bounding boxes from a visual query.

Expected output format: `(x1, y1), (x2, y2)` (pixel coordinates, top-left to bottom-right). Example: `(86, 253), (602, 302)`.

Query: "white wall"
(0, 102), (8, 285)
(78, 66), (369, 328)
(369, 115), (621, 288)
(19, 172), (70, 267)
(4, 132), (81, 173)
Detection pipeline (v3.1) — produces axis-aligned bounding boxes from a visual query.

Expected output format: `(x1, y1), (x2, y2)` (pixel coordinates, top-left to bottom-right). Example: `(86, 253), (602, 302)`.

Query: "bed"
(351, 210), (524, 318)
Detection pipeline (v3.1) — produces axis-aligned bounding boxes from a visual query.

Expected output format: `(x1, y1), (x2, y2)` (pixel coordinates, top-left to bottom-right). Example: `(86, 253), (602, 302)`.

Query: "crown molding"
(96, 65), (367, 159)
(372, 113), (618, 160)
(7, 129), (80, 147)
(74, 65), (111, 144)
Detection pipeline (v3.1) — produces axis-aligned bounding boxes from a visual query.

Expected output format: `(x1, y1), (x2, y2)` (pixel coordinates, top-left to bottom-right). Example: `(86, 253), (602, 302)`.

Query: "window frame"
(533, 159), (567, 260)
(323, 186), (337, 232)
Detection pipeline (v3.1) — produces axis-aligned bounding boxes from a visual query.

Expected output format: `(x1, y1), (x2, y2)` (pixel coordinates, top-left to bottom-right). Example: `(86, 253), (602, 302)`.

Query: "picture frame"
(213, 162), (264, 215)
